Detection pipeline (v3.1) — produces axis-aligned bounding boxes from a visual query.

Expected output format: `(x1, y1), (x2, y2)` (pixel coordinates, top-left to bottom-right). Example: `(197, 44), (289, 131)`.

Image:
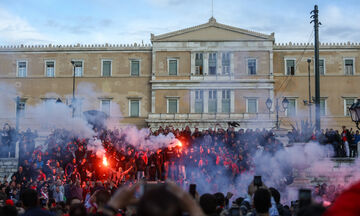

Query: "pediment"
(151, 17), (274, 42)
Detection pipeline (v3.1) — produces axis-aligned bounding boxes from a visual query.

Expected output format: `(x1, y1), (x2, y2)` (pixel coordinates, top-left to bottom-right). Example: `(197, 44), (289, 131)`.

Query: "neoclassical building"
(0, 17), (359, 131)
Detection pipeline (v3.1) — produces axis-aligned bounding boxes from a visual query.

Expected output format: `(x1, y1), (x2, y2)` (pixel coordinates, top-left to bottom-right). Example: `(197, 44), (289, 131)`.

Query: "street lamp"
(266, 97), (289, 129)
(349, 101), (360, 130)
(307, 58), (313, 126)
(71, 61), (76, 118)
(265, 98), (272, 120)
(15, 96), (20, 131)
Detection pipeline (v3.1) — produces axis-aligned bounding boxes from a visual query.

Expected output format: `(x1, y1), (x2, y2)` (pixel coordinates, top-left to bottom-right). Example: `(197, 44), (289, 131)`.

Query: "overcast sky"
(0, 0), (359, 45)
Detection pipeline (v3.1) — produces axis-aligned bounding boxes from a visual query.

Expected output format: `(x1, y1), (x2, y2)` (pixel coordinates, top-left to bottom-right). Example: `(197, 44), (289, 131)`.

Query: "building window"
(344, 59), (355, 75)
(195, 53), (203, 75)
(131, 60), (140, 76)
(195, 90), (204, 113)
(17, 61), (27, 77)
(285, 59), (295, 75)
(101, 99), (111, 116)
(208, 90), (217, 113)
(168, 59), (178, 75)
(247, 58), (257, 75)
(246, 98), (258, 113)
(222, 90), (230, 113)
(222, 52), (230, 75)
(286, 99), (296, 117)
(45, 61), (55, 77)
(73, 61), (83, 77)
(209, 53), (217, 75)
(344, 98), (356, 116)
(320, 98), (326, 116)
(16, 99), (26, 117)
(130, 100), (140, 117)
(319, 59), (325, 75)
(102, 60), (112, 77)
(167, 98), (178, 113)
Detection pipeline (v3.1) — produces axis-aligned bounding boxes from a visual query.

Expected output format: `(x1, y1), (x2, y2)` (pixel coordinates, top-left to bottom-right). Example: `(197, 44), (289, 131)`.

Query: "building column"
(269, 51), (274, 79)
(151, 90), (156, 113)
(217, 52), (222, 75)
(190, 90), (195, 113)
(230, 52), (235, 77)
(204, 52), (209, 75)
(190, 52), (195, 76)
(230, 90), (235, 113)
(204, 90), (209, 113)
(269, 50), (274, 113)
(152, 51), (156, 80)
(217, 90), (222, 113)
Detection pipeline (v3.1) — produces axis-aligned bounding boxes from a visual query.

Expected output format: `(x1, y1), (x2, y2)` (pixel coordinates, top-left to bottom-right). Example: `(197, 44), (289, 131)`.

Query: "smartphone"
(299, 189), (312, 208)
(137, 182), (166, 198)
(189, 184), (196, 198)
(254, 176), (262, 187)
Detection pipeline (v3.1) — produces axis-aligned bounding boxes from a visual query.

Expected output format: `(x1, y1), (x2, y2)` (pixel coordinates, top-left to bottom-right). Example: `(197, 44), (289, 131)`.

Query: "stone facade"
(0, 18), (359, 131)
(274, 43), (360, 129)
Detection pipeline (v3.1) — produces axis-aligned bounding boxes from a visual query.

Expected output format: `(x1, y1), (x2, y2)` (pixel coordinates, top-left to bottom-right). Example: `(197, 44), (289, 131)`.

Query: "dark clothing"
(69, 184), (83, 200)
(22, 207), (54, 216)
(136, 157), (147, 171)
(64, 184), (72, 200)
(165, 149), (175, 162)
(277, 203), (291, 216)
(12, 171), (26, 184)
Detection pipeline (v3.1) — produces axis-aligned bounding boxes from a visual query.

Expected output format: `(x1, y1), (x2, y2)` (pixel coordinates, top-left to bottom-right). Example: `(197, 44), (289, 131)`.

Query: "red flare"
(177, 140), (182, 147)
(102, 157), (108, 167)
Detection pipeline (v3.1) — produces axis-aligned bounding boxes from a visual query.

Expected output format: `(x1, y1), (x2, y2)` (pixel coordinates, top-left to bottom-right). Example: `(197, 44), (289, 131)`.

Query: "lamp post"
(265, 97), (289, 129)
(307, 58), (313, 126)
(265, 98), (272, 120)
(71, 61), (76, 118)
(15, 96), (20, 131)
(349, 101), (360, 130)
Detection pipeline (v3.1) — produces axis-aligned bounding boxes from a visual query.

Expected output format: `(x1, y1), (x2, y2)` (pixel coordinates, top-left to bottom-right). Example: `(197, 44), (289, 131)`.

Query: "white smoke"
(26, 100), (95, 138)
(116, 126), (178, 151)
(87, 137), (105, 157)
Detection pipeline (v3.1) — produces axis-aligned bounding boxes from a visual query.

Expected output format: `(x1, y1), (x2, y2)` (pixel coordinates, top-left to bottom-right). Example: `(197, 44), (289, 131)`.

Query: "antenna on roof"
(211, 0), (214, 18)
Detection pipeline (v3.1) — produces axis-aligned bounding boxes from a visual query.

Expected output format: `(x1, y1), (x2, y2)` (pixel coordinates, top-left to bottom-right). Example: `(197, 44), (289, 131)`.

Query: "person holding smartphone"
(239, 176), (279, 216)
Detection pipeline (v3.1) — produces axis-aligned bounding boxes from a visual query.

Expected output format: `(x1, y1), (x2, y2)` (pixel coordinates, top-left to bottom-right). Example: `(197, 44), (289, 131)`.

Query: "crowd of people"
(0, 123), (25, 158)
(14, 124), (287, 194)
(287, 123), (360, 157)
(0, 122), (359, 215)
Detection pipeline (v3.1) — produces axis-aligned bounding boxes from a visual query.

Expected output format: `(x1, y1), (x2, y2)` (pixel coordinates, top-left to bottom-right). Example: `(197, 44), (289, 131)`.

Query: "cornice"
(151, 17), (274, 42)
(0, 43), (152, 52)
(274, 42), (360, 50)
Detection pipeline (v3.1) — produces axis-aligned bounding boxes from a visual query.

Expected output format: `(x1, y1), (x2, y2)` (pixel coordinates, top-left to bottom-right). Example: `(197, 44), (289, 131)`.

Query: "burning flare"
(102, 157), (108, 167)
(177, 140), (182, 147)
